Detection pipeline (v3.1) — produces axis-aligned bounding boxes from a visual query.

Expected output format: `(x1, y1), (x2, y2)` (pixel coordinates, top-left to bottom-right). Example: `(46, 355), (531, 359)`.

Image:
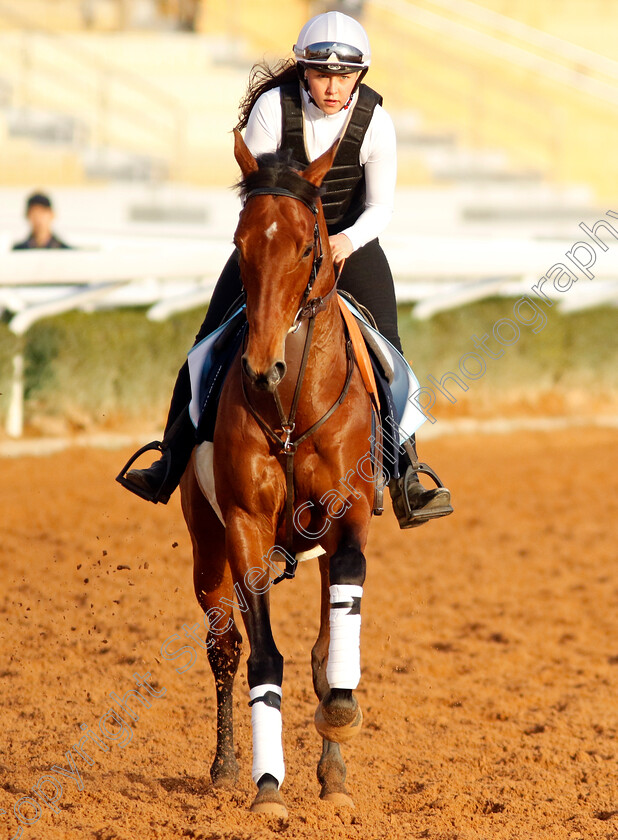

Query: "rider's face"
(304, 69), (360, 114)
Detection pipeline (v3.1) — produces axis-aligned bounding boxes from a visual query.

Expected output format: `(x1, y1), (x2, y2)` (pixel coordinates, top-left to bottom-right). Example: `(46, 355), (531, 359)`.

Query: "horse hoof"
(210, 760), (239, 789)
(211, 773), (237, 789)
(314, 699), (363, 743)
(250, 785), (288, 818)
(321, 791), (355, 808)
(250, 799), (288, 818)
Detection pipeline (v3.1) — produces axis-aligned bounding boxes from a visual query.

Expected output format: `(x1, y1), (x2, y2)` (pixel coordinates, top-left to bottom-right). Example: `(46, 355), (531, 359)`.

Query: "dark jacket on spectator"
(12, 234), (72, 250)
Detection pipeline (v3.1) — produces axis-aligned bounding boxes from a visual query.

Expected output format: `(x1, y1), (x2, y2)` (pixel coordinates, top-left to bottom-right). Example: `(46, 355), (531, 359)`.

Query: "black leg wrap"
(329, 546), (366, 587)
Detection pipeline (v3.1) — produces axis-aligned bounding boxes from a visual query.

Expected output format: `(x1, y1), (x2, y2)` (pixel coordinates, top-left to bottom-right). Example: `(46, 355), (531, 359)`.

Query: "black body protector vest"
(280, 83), (383, 235)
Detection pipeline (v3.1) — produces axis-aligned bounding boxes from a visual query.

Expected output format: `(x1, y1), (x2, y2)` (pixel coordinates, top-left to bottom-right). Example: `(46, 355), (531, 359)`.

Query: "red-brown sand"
(1, 427), (617, 839)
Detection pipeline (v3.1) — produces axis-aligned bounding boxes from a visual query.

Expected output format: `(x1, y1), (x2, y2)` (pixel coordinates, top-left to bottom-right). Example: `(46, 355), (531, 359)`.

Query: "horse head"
(233, 129), (338, 393)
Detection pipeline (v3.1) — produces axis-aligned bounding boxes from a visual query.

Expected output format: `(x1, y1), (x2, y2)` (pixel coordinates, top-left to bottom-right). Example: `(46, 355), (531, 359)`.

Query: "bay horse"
(179, 130), (378, 817)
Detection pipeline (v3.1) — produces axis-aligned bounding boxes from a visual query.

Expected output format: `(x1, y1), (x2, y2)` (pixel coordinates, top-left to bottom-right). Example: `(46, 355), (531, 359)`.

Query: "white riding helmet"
(293, 11), (371, 74)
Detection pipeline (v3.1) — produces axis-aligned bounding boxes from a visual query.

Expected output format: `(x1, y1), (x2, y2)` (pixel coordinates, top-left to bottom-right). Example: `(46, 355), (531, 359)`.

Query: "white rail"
(0, 244), (227, 288)
(3, 234), (618, 331)
(3, 233), (618, 436)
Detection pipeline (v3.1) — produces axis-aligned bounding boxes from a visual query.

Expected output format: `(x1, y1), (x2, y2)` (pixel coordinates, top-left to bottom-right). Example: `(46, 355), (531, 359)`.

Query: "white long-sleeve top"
(244, 85), (397, 252)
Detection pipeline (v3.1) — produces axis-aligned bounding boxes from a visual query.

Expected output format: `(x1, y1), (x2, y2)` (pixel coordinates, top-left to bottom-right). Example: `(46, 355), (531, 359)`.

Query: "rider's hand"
(329, 233), (354, 267)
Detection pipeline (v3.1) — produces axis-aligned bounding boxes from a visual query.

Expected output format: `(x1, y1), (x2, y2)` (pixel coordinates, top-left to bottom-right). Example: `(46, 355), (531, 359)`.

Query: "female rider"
(120, 11), (452, 528)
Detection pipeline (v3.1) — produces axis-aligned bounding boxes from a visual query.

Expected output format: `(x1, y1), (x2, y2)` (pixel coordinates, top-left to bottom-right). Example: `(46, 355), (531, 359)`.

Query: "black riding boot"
(388, 435), (453, 529)
(116, 404), (196, 504)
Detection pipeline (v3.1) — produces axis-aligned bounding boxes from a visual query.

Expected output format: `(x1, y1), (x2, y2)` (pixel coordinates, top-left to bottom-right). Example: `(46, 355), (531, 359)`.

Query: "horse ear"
(233, 128), (259, 177)
(302, 139), (339, 187)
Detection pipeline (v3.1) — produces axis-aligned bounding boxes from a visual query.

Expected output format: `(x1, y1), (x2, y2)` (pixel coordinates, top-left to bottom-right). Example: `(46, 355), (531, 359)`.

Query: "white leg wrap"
(326, 584), (363, 690)
(249, 683), (285, 787)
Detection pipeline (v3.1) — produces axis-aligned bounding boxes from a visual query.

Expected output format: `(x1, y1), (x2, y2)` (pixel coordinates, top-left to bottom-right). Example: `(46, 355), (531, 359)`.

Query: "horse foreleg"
(311, 554), (331, 700)
(181, 466), (242, 789)
(225, 514), (288, 818)
(203, 589), (242, 788)
(314, 541), (365, 745)
(312, 554), (353, 807)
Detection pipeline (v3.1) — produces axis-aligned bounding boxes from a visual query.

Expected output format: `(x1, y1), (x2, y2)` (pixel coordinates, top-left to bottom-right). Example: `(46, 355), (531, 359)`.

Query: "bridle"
(243, 186), (329, 326)
(239, 185), (354, 583)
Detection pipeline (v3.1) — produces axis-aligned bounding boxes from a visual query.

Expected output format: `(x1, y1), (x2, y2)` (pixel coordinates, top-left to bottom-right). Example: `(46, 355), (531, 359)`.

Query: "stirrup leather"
(116, 441), (172, 503)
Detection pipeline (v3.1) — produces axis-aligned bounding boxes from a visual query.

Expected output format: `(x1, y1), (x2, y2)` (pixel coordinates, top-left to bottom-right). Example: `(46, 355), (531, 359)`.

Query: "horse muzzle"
(242, 355), (287, 392)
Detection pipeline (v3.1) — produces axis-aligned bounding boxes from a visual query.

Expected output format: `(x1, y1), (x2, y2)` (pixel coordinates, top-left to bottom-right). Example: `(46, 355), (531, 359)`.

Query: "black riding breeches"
(164, 238), (402, 434)
(338, 238), (402, 354)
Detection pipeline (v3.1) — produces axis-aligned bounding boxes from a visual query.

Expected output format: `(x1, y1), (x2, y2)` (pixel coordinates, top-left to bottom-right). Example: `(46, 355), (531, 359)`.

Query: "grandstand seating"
(364, 0), (618, 201)
(467, 0), (617, 59)
(0, 0), (615, 205)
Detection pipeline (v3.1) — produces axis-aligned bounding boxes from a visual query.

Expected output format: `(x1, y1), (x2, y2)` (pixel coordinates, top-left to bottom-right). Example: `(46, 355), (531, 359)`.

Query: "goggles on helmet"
(294, 41), (366, 72)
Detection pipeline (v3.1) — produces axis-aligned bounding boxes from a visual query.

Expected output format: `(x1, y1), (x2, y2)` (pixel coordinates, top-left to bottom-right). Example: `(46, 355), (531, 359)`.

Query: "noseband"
(240, 185), (354, 583)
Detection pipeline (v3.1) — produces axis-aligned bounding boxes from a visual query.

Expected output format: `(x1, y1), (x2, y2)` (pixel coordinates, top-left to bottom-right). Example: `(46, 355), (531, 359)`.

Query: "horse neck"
(300, 273), (347, 389)
(307, 212), (345, 355)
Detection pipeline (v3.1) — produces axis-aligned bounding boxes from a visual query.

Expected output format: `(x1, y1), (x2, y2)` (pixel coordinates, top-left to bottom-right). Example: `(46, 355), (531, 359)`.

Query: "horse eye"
(302, 244), (313, 259)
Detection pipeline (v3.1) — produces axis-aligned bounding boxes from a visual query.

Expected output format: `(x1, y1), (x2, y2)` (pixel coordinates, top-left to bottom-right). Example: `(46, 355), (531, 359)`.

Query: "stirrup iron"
(116, 441), (172, 503)
(415, 461), (448, 489)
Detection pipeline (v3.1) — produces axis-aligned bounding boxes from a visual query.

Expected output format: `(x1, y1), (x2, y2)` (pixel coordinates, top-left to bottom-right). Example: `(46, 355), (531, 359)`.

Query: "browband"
(245, 186), (317, 215)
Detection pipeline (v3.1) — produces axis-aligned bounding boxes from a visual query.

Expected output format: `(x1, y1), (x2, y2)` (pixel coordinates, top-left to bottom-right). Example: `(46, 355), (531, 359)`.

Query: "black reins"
(240, 186), (354, 584)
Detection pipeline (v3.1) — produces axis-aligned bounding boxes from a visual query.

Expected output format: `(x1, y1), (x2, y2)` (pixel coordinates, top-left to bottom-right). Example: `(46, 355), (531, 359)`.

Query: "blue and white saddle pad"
(187, 297), (427, 442)
(341, 298), (427, 443)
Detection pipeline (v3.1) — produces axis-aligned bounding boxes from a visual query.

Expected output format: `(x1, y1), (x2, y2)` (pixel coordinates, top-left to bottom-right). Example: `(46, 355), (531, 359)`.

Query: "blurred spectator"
(12, 193), (72, 250)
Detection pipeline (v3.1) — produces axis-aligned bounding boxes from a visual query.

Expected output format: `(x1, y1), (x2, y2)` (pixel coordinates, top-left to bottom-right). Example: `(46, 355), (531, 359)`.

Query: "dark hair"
(236, 149), (322, 209)
(26, 192), (52, 211)
(236, 59), (299, 131)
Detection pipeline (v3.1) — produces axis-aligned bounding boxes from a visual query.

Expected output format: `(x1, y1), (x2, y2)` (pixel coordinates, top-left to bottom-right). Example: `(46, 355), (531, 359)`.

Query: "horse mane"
(236, 149), (323, 209)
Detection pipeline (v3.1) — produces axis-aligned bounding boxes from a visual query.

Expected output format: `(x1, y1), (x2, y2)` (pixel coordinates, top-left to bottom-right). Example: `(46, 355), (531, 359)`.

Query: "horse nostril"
(242, 356), (285, 391)
(273, 361), (287, 382)
(241, 355), (255, 381)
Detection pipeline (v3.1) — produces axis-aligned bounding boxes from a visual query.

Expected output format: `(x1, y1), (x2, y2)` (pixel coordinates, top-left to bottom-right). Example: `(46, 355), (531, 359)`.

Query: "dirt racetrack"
(2, 425), (618, 840)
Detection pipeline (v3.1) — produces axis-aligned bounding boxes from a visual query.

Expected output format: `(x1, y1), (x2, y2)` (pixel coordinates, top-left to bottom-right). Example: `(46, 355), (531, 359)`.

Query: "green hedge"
(0, 308), (201, 431)
(399, 299), (618, 397)
(0, 300), (616, 433)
